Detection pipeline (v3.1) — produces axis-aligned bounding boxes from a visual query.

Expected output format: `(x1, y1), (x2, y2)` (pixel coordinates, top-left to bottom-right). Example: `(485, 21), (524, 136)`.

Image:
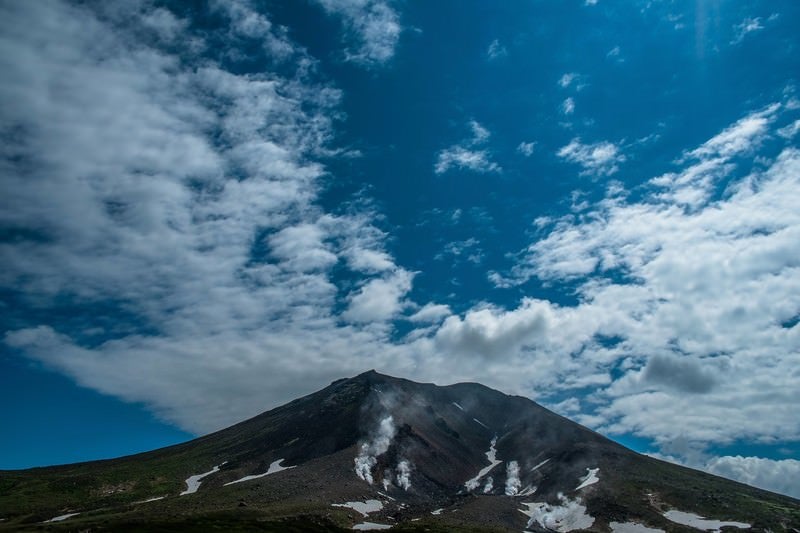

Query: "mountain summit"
(1, 371), (798, 531)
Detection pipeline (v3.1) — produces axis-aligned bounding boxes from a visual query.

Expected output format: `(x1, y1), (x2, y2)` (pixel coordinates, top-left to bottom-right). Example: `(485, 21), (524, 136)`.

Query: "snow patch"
(520, 493), (594, 532)
(473, 417), (490, 429)
(464, 437), (503, 491)
(610, 521), (665, 533)
(224, 459), (295, 485)
(452, 402), (465, 411)
(517, 484), (537, 497)
(353, 522), (392, 530)
(505, 460), (521, 495)
(531, 458), (550, 471)
(332, 500), (384, 517)
(663, 510), (750, 532)
(180, 463), (224, 495)
(135, 496), (166, 503)
(355, 416), (396, 484)
(575, 467), (599, 490)
(44, 512), (80, 523)
(431, 508), (444, 515)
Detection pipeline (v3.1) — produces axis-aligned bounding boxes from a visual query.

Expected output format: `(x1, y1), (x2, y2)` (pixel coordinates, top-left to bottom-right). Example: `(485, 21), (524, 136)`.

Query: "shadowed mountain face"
(1, 371), (798, 532)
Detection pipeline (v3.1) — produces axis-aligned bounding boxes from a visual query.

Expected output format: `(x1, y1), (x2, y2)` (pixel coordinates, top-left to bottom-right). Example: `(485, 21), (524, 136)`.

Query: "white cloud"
(704, 456), (800, 499)
(434, 120), (501, 174)
(730, 17), (763, 45)
(268, 223), (338, 272)
(409, 303), (451, 324)
(606, 46), (622, 61)
(562, 97), (576, 115)
(777, 119), (800, 139)
(469, 120), (491, 144)
(486, 39), (507, 60)
(517, 141), (536, 157)
(434, 299), (555, 359)
(489, 104), (800, 454)
(0, 0), (410, 433)
(559, 73), (577, 88)
(213, 0), (295, 59)
(437, 238), (483, 264)
(315, 0), (401, 65)
(435, 147), (501, 174)
(343, 270), (414, 323)
(557, 138), (625, 176)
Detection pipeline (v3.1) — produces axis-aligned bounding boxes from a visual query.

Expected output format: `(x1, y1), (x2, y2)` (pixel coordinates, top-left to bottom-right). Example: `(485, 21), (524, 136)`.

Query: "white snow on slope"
(431, 508), (444, 515)
(473, 418), (490, 429)
(663, 510), (750, 532)
(44, 512), (80, 522)
(452, 402), (465, 411)
(180, 463), (225, 495)
(575, 467), (599, 490)
(531, 458), (550, 471)
(517, 484), (537, 497)
(464, 437), (503, 490)
(332, 499), (384, 517)
(224, 459), (295, 485)
(353, 522), (392, 530)
(520, 493), (594, 532)
(610, 521), (665, 533)
(135, 496), (166, 503)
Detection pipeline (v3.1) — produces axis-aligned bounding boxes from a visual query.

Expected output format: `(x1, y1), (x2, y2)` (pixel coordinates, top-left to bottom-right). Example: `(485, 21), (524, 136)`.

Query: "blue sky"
(1, 0), (799, 498)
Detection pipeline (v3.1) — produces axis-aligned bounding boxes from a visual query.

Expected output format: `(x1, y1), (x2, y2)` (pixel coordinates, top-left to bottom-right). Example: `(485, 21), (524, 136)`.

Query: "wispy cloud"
(434, 120), (501, 174)
(730, 16), (764, 45)
(486, 39), (507, 60)
(517, 141), (536, 157)
(315, 0), (402, 65)
(559, 72), (577, 89)
(557, 138), (625, 176)
(561, 97), (576, 115)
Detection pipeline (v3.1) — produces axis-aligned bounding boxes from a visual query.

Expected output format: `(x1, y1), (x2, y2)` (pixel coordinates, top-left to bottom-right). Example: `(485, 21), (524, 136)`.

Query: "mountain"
(1, 371), (798, 532)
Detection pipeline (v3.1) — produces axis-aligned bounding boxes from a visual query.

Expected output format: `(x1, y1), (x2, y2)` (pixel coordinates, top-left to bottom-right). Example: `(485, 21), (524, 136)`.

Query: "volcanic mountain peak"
(0, 372), (798, 532)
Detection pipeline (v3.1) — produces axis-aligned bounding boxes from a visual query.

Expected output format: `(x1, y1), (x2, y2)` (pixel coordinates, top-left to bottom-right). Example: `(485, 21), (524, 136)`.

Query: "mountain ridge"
(1, 371), (798, 532)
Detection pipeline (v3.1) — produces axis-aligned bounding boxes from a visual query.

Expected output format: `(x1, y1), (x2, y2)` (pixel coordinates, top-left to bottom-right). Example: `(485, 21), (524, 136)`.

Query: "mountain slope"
(1, 371), (798, 532)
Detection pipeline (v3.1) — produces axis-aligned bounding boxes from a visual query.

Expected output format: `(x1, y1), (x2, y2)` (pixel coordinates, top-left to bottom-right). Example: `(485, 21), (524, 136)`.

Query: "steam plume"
(483, 476), (494, 493)
(505, 460), (521, 495)
(396, 459), (412, 490)
(354, 416), (396, 484)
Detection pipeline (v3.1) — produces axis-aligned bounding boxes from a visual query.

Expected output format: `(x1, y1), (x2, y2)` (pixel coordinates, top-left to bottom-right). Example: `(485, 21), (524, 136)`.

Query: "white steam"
(396, 459), (412, 490)
(382, 469), (393, 490)
(520, 492), (594, 532)
(505, 460), (521, 495)
(354, 416), (397, 484)
(483, 476), (494, 493)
